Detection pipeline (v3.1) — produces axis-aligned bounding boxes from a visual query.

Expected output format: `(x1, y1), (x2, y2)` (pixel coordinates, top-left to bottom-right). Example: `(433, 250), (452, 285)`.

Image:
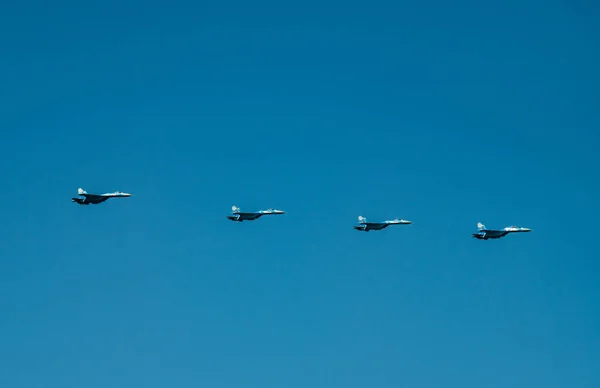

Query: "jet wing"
(81, 193), (104, 200)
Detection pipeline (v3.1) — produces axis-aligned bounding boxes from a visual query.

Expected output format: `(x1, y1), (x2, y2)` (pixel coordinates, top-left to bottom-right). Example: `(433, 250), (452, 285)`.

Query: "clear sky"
(1, 1), (599, 387)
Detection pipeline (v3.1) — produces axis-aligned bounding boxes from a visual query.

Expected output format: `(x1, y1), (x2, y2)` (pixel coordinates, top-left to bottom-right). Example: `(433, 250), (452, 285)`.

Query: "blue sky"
(1, 1), (599, 387)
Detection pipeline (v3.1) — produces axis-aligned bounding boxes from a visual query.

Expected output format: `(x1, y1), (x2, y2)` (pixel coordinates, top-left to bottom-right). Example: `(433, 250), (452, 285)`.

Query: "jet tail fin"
(358, 216), (366, 223)
(232, 205), (241, 213)
(477, 222), (486, 230)
(78, 188), (87, 195)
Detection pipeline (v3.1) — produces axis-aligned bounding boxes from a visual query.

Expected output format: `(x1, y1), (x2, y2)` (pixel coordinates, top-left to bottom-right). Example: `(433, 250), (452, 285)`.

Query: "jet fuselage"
(472, 225), (531, 240)
(72, 188), (132, 205)
(354, 217), (412, 232)
(227, 207), (285, 222)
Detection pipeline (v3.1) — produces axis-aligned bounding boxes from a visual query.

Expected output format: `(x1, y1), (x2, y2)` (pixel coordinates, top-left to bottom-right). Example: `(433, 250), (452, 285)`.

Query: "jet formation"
(472, 222), (532, 240)
(71, 188), (532, 240)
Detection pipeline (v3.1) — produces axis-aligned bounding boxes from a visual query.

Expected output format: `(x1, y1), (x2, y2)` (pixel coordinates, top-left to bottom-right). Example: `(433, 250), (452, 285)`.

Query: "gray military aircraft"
(72, 188), (132, 205)
(226, 206), (285, 222)
(353, 215), (412, 232)
(472, 222), (532, 240)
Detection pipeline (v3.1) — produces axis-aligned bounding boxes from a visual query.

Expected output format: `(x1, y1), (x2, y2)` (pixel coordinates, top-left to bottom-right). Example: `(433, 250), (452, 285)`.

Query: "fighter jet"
(353, 216), (412, 232)
(226, 206), (285, 222)
(472, 222), (532, 240)
(71, 188), (132, 205)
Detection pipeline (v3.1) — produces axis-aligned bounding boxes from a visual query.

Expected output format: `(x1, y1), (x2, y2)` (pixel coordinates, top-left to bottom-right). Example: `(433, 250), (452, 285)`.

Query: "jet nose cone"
(522, 228), (532, 232)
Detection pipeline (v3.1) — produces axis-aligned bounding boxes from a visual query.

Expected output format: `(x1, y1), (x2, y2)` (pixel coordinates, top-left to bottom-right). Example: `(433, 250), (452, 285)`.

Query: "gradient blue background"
(1, 1), (599, 387)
